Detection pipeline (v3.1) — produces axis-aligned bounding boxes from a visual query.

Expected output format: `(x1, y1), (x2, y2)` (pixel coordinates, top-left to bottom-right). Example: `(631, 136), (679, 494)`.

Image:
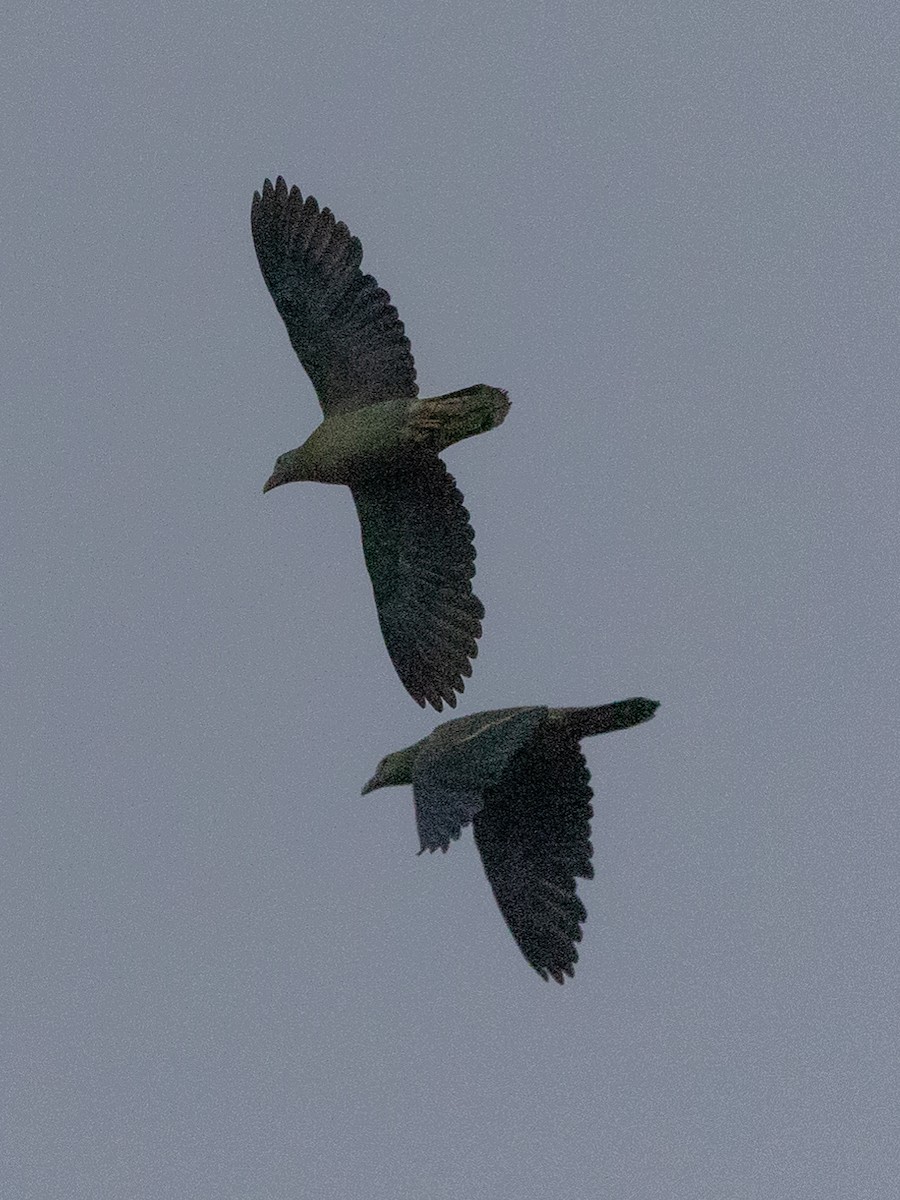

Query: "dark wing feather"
(251, 177), (418, 414)
(411, 708), (548, 852)
(350, 457), (483, 711)
(473, 729), (594, 983)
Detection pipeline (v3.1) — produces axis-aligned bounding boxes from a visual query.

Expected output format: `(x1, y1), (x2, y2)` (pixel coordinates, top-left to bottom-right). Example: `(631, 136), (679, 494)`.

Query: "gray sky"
(4, 2), (897, 1196)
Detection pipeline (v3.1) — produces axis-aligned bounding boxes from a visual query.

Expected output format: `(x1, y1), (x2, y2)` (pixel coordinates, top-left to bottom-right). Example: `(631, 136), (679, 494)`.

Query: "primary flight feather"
(251, 177), (509, 709)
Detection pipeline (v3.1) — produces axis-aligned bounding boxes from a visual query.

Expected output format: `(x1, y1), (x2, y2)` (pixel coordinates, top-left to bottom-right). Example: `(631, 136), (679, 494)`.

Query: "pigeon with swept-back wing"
(362, 697), (660, 982)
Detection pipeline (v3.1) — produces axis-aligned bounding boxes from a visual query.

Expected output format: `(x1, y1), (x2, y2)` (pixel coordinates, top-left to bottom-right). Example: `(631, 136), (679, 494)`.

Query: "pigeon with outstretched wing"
(251, 177), (509, 709)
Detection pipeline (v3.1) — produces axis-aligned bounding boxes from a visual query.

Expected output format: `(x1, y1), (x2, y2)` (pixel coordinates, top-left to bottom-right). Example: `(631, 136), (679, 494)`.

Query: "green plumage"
(362, 697), (660, 983)
(252, 177), (509, 708)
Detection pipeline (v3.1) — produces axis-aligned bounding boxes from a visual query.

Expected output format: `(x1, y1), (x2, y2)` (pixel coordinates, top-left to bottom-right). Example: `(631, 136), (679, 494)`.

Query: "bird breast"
(297, 400), (412, 484)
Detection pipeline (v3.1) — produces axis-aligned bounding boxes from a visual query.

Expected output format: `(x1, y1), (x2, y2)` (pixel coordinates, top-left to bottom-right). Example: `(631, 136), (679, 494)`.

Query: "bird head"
(262, 452), (293, 494)
(361, 745), (418, 794)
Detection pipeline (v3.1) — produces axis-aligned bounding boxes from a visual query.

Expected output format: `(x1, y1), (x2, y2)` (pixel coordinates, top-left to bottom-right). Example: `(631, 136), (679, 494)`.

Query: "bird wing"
(251, 177), (418, 414)
(350, 457), (484, 711)
(473, 729), (594, 983)
(411, 708), (548, 852)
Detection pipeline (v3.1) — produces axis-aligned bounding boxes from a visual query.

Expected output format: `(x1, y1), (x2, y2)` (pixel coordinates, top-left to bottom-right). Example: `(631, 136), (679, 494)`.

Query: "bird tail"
(553, 698), (660, 741)
(408, 385), (510, 452)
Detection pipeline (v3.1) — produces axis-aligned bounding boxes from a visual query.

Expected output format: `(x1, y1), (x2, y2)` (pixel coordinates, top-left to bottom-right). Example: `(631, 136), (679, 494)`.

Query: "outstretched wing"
(411, 708), (548, 852)
(351, 457), (483, 711)
(473, 729), (594, 983)
(251, 177), (418, 414)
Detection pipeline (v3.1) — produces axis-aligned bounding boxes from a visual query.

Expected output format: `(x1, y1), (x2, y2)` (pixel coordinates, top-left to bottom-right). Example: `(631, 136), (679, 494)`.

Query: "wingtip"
(543, 956), (577, 985)
(253, 177), (278, 212)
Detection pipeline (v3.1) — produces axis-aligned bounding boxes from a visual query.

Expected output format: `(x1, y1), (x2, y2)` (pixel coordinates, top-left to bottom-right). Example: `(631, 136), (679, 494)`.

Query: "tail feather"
(553, 698), (660, 741)
(409, 385), (510, 451)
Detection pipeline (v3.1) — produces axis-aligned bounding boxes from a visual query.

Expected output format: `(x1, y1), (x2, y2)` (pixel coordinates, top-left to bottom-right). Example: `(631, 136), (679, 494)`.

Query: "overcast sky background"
(3, 2), (897, 1197)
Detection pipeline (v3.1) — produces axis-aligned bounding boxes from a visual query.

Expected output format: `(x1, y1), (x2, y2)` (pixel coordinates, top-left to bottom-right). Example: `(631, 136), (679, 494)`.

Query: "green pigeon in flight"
(251, 177), (510, 710)
(362, 696), (659, 982)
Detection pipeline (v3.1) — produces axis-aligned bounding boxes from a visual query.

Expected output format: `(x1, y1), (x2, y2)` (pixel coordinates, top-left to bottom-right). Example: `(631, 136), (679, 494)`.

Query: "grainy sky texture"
(4, 2), (898, 1197)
